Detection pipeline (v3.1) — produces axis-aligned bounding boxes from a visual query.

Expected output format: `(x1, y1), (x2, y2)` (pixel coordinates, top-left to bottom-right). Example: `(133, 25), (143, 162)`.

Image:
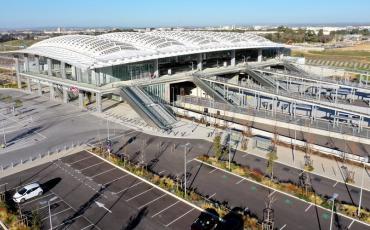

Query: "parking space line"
(138, 194), (167, 210)
(208, 193), (216, 199)
(79, 162), (105, 171)
(50, 215), (83, 229)
(333, 181), (339, 187)
(268, 191), (276, 197)
(68, 156), (94, 165)
(158, 170), (166, 175)
(151, 201), (180, 218)
(305, 204), (313, 212)
(21, 193), (54, 206)
(33, 200), (62, 212)
(113, 181), (143, 194)
(103, 174), (129, 186)
(279, 224), (287, 230)
(41, 207), (71, 221)
(348, 220), (355, 229)
(208, 168), (217, 174)
(126, 187), (154, 202)
(90, 168), (116, 178)
(242, 153), (248, 158)
(81, 224), (94, 230)
(165, 208), (195, 227)
(236, 178), (244, 184)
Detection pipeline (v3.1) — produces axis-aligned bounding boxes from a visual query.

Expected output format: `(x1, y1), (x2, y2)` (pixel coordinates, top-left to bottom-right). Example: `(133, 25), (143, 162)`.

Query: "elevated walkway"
(120, 86), (176, 130)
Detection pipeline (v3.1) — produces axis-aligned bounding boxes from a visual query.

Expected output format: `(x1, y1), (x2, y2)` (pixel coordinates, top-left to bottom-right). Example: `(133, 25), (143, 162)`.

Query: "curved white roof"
(16, 31), (284, 69)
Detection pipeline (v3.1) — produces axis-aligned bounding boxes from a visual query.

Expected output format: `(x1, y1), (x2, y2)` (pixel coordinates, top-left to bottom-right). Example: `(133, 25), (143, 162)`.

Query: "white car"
(13, 183), (43, 203)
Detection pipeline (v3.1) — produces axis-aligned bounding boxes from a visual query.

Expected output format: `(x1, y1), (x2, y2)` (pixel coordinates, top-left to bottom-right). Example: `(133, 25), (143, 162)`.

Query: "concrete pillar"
(197, 53), (203, 70)
(60, 62), (66, 79)
(49, 84), (55, 100)
(231, 50), (236, 67)
(15, 58), (21, 89)
(63, 87), (68, 103)
(24, 56), (29, 72)
(47, 58), (52, 76)
(37, 82), (42, 96)
(164, 83), (170, 103)
(26, 77), (31, 92)
(96, 92), (102, 112)
(258, 49), (263, 63)
(35, 56), (40, 73)
(71, 66), (76, 80)
(76, 68), (82, 82)
(153, 59), (159, 78)
(77, 92), (83, 108)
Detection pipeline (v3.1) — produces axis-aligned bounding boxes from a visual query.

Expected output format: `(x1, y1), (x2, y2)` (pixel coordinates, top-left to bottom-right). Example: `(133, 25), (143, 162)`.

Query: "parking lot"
(0, 150), (201, 230)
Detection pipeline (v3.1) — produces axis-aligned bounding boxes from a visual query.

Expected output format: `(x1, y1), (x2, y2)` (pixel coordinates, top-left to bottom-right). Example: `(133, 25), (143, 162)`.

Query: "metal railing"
(176, 95), (370, 139)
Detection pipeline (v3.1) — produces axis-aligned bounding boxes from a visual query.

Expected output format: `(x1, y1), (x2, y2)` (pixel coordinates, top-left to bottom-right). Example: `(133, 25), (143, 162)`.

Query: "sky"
(1, 0), (370, 29)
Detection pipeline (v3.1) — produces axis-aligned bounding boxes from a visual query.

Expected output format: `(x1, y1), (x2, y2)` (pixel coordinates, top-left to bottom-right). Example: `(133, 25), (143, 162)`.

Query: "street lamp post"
(182, 143), (191, 199)
(357, 161), (366, 217)
(41, 196), (58, 230)
(329, 193), (339, 230)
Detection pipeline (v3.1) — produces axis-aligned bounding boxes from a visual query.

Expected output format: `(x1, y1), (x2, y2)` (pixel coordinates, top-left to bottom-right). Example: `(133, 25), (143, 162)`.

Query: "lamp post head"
(329, 193), (339, 202)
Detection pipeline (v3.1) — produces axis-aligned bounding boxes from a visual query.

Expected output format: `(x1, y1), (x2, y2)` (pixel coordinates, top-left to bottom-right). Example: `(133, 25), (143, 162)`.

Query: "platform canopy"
(11, 31), (284, 70)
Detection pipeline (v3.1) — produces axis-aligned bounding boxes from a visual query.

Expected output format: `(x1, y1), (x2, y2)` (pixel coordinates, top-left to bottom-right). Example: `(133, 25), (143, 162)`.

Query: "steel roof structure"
(13, 31), (284, 70)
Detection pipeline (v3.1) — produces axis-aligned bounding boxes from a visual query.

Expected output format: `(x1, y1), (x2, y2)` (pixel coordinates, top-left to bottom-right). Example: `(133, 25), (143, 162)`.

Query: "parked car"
(13, 183), (43, 203)
(191, 208), (219, 230)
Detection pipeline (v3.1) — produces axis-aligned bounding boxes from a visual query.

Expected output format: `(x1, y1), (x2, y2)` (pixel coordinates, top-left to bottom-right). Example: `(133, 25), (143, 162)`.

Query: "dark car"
(191, 208), (220, 230)
(215, 209), (244, 230)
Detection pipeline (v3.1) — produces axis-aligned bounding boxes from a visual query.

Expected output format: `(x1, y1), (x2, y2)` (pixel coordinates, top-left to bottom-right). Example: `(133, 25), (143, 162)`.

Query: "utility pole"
(357, 161), (366, 217)
(329, 193), (339, 230)
(182, 143), (191, 199)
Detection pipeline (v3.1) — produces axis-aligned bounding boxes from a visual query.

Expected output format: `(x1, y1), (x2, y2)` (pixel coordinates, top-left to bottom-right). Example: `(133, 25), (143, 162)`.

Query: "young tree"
(213, 135), (223, 160)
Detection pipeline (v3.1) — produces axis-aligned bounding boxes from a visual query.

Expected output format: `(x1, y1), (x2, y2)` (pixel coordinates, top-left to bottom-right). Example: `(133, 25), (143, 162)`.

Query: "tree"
(213, 135), (223, 160)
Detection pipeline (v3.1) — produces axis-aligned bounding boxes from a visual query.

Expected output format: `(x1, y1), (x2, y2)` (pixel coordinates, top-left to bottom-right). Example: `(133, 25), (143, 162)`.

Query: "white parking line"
(126, 187), (154, 201)
(138, 194), (167, 210)
(208, 193), (216, 199)
(90, 168), (116, 178)
(333, 181), (339, 187)
(236, 178), (244, 184)
(165, 208), (195, 227)
(68, 156), (94, 165)
(41, 207), (71, 221)
(348, 220), (355, 229)
(242, 154), (248, 158)
(305, 204), (313, 212)
(279, 224), (287, 230)
(21, 193), (54, 206)
(79, 162), (105, 171)
(208, 168), (217, 174)
(268, 191), (276, 197)
(151, 201), (180, 218)
(103, 174), (129, 186)
(114, 181), (143, 194)
(158, 170), (166, 175)
(33, 200), (62, 212)
(80, 224), (94, 230)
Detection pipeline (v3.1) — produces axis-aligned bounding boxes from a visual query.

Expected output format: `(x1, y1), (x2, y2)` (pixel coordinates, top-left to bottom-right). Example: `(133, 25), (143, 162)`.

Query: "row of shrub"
(198, 155), (370, 224)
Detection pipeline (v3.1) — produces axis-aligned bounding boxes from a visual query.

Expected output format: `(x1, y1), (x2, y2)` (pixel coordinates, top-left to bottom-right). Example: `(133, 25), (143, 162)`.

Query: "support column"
(231, 50), (236, 67)
(24, 56), (29, 72)
(26, 77), (31, 93)
(47, 58), (52, 76)
(96, 92), (102, 112)
(60, 62), (66, 79)
(153, 59), (159, 78)
(15, 58), (21, 89)
(35, 56), (40, 73)
(76, 68), (82, 82)
(197, 53), (203, 70)
(164, 83), (170, 103)
(63, 87), (68, 103)
(78, 92), (84, 108)
(258, 49), (263, 63)
(49, 84), (55, 100)
(37, 82), (42, 96)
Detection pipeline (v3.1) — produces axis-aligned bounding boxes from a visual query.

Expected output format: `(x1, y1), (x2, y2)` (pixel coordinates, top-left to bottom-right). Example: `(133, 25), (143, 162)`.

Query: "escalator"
(244, 69), (287, 91)
(120, 86), (176, 130)
(283, 62), (308, 76)
(192, 76), (231, 104)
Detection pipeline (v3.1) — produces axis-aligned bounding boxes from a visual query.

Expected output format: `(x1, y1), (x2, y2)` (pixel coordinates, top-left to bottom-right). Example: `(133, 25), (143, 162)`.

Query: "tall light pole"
(357, 160), (366, 217)
(228, 129), (231, 171)
(182, 143), (191, 199)
(2, 120), (6, 148)
(41, 196), (58, 230)
(329, 193), (339, 230)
